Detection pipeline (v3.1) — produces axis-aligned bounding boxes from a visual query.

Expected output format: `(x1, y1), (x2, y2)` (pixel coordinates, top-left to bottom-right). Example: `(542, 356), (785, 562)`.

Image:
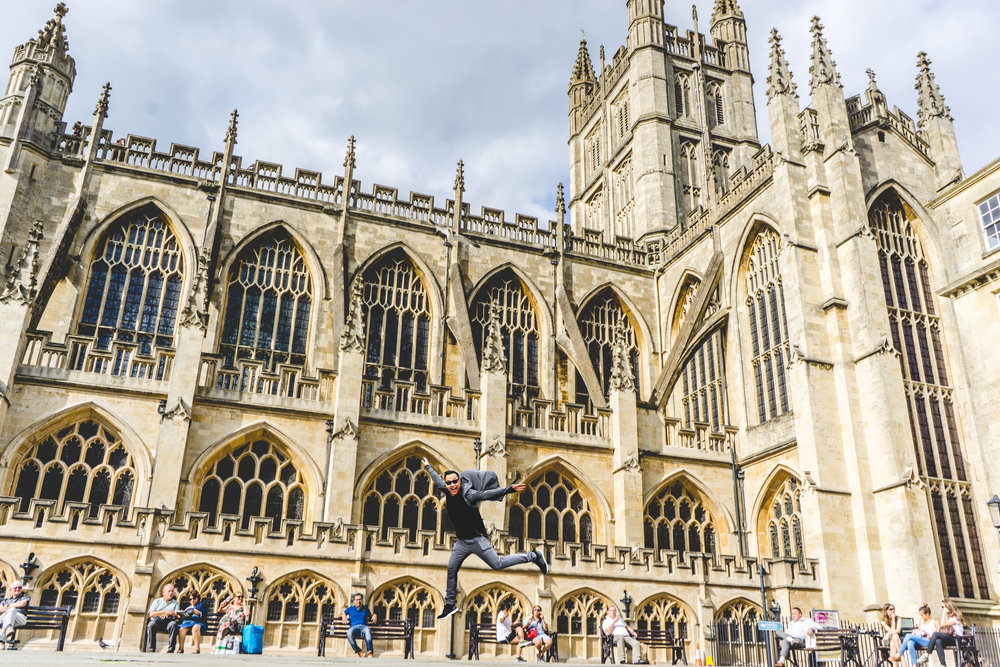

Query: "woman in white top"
(916, 599), (964, 666)
(495, 601), (528, 662)
(892, 603), (937, 663)
(602, 605), (650, 664)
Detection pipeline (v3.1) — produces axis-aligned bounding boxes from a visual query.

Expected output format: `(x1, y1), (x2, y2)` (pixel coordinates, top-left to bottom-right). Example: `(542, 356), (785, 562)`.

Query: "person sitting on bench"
(774, 607), (818, 667)
(0, 582), (29, 645)
(495, 600), (528, 662)
(603, 604), (650, 664)
(343, 592), (378, 658)
(146, 583), (181, 653)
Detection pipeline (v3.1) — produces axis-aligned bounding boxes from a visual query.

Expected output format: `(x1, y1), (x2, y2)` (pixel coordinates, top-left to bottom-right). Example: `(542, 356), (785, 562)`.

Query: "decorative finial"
(454, 160), (465, 193)
(481, 300), (507, 375)
(225, 109), (239, 144)
(180, 246), (211, 332)
(37, 4), (69, 52)
(340, 281), (365, 353)
(571, 38), (596, 84)
(556, 183), (565, 216)
(915, 51), (951, 125)
(599, 45), (605, 64)
(766, 28), (797, 100)
(711, 0), (744, 23)
(0, 220), (44, 306)
(692, 4), (698, 23)
(54, 3), (68, 19)
(809, 16), (842, 90)
(866, 68), (876, 86)
(344, 135), (356, 169)
(608, 319), (635, 393)
(94, 82), (111, 117)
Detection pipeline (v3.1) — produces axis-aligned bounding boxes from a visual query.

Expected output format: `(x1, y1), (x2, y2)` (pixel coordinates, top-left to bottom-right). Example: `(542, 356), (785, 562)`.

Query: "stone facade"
(0, 1), (998, 657)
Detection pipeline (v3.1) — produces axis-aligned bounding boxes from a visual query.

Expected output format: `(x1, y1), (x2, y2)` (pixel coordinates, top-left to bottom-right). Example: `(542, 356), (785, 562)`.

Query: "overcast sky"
(3, 1), (997, 223)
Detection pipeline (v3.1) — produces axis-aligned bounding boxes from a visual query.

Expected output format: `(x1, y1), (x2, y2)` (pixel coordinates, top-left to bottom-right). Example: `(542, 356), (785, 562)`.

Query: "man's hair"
(353, 593), (364, 600)
(443, 470), (460, 479)
(791, 607), (802, 615)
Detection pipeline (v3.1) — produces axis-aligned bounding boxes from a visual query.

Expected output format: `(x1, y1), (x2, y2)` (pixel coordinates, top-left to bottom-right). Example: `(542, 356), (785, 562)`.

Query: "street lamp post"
(987, 495), (1000, 531)
(19, 552), (39, 586)
(246, 567), (263, 623)
(620, 590), (633, 619)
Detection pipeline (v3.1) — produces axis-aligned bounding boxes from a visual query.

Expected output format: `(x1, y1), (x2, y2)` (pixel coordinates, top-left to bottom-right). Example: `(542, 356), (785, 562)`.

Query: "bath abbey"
(0, 0), (998, 657)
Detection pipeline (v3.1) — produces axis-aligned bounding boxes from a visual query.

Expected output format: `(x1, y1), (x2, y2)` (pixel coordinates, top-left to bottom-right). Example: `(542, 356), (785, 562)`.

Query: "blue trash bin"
(242, 624), (264, 654)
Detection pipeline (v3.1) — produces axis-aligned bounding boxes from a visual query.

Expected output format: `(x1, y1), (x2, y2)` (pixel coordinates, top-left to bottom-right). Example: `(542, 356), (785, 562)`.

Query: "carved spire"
(915, 51), (951, 125)
(711, 0), (744, 22)
(344, 134), (356, 169)
(766, 29), (797, 100)
(608, 319), (635, 393)
(570, 38), (596, 85)
(809, 16), (841, 90)
(340, 281), (365, 353)
(225, 109), (239, 144)
(179, 246), (211, 332)
(0, 220), (43, 306)
(94, 82), (111, 118)
(454, 159), (465, 194)
(481, 300), (507, 375)
(556, 182), (565, 216)
(36, 4), (70, 54)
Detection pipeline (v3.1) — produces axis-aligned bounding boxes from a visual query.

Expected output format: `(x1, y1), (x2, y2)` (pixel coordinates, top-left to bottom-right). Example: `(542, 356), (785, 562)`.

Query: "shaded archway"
(35, 557), (131, 646)
(262, 570), (342, 651)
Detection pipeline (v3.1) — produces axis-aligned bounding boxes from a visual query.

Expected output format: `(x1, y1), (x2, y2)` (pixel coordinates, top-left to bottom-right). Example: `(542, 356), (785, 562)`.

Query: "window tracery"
(744, 228), (790, 423)
(360, 454), (450, 542)
(12, 419), (135, 517)
(471, 270), (540, 401)
(706, 82), (725, 127)
(37, 560), (124, 644)
(635, 595), (689, 639)
(643, 481), (717, 557)
(674, 74), (691, 117)
(576, 290), (639, 403)
(680, 329), (728, 432)
(264, 572), (338, 650)
(166, 567), (240, 613)
(555, 590), (610, 659)
(507, 470), (594, 548)
(713, 148), (730, 193)
(360, 250), (431, 394)
(463, 586), (527, 628)
(197, 439), (306, 529)
(218, 230), (312, 387)
(764, 477), (804, 563)
(78, 207), (183, 363)
(370, 580), (438, 652)
(679, 140), (702, 211)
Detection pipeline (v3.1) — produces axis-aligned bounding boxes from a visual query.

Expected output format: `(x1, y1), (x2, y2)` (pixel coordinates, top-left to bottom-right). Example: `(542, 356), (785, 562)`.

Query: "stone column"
(324, 282), (365, 523)
(478, 300), (509, 529)
(609, 321), (643, 547)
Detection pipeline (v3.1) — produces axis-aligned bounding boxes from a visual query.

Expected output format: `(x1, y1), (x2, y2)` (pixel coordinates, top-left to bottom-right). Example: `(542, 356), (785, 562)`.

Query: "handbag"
(940, 626), (955, 637)
(525, 623), (538, 641)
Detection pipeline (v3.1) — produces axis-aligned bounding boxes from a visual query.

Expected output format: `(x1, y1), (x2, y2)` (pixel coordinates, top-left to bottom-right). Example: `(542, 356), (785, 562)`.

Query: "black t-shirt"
(444, 492), (488, 540)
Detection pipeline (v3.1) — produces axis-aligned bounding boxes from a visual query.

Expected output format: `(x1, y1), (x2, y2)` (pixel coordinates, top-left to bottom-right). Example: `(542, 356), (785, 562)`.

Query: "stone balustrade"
(197, 354), (336, 404)
(20, 330), (174, 383)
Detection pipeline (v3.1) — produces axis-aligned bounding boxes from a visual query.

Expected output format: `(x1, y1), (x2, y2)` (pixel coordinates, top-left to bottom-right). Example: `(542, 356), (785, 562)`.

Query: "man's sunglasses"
(445, 479), (460, 486)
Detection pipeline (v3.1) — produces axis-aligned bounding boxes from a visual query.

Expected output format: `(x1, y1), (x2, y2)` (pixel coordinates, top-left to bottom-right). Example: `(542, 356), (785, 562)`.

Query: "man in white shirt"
(602, 605), (649, 664)
(775, 607), (817, 667)
(0, 582), (29, 644)
(145, 583), (181, 653)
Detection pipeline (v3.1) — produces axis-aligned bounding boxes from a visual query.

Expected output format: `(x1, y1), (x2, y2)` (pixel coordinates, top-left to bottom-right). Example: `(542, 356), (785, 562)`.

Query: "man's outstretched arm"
(466, 479), (526, 504)
(421, 457), (447, 492)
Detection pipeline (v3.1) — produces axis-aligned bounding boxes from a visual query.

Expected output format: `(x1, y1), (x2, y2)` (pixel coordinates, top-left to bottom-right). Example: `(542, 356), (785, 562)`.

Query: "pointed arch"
(217, 220), (328, 301)
(576, 282), (655, 359)
(34, 556), (131, 646)
(554, 588), (613, 660)
(186, 422), (319, 526)
(634, 592), (693, 637)
(0, 558), (18, 599)
(668, 271), (703, 341)
(262, 569), (343, 651)
(370, 576), (441, 654)
(575, 282), (654, 396)
(352, 440), (460, 505)
(865, 181), (949, 286)
(511, 456), (610, 547)
(715, 597), (762, 623)
(462, 582), (531, 629)
(2, 402), (149, 516)
(574, 284), (643, 401)
(748, 464), (801, 528)
(643, 469), (734, 535)
(751, 467), (805, 563)
(155, 562), (242, 612)
(349, 241), (445, 329)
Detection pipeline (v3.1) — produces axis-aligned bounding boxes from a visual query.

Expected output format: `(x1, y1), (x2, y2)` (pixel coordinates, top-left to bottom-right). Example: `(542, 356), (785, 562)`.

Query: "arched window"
(635, 595), (689, 641)
(576, 290), (640, 403)
(360, 454), (450, 542)
(555, 590), (610, 660)
(679, 140), (701, 212)
(679, 329), (728, 433)
(744, 228), (790, 423)
(507, 470), (595, 548)
(78, 207), (183, 361)
(674, 74), (690, 117)
(715, 600), (764, 655)
(370, 580), (438, 653)
(713, 148), (730, 193)
(11, 419), (136, 517)
(706, 82), (725, 127)
(471, 270), (541, 401)
(264, 572), (339, 651)
(197, 439), (306, 529)
(869, 191), (989, 600)
(37, 560), (124, 645)
(464, 585), (529, 657)
(612, 157), (635, 238)
(165, 566), (240, 614)
(764, 477), (804, 563)
(644, 481), (717, 557)
(360, 250), (432, 393)
(219, 230), (312, 384)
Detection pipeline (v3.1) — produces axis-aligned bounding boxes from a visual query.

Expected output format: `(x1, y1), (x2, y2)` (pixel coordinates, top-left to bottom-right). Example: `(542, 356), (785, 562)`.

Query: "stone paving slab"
(0, 652), (529, 667)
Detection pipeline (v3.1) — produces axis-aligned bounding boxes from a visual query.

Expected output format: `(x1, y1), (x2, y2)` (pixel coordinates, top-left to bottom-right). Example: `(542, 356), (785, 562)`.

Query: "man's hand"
(372, 615), (378, 624)
(511, 483), (526, 492)
(421, 457), (429, 468)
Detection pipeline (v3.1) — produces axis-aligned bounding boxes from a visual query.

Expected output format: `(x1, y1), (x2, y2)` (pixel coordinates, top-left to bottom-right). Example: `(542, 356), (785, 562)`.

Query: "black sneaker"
(437, 603), (458, 620)
(533, 549), (549, 575)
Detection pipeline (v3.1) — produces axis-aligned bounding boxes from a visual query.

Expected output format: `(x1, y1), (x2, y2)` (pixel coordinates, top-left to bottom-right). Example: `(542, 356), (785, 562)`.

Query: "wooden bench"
(1, 605), (72, 651)
(317, 618), (414, 658)
(601, 626), (687, 665)
(139, 611), (223, 652)
(467, 621), (560, 662)
(784, 629), (862, 667)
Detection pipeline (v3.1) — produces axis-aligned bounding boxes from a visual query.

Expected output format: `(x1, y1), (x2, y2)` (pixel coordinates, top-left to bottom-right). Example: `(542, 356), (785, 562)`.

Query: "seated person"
(0, 582), (29, 644)
(495, 600), (528, 662)
(894, 603), (937, 663)
(342, 592), (378, 657)
(214, 593), (249, 650)
(602, 605), (650, 664)
(146, 584), (181, 653)
(177, 591), (208, 654)
(524, 606), (554, 662)
(774, 607), (818, 667)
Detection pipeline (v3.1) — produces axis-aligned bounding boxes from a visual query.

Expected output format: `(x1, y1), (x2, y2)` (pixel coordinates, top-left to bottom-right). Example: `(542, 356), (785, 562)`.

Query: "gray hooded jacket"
(425, 464), (512, 507)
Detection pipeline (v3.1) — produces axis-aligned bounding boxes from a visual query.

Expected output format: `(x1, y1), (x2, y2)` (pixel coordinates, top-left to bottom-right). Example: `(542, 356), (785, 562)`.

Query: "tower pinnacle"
(711, 0), (743, 23)
(36, 4), (70, 54)
(809, 16), (841, 90)
(570, 38), (596, 86)
(915, 51), (951, 125)
(766, 29), (797, 100)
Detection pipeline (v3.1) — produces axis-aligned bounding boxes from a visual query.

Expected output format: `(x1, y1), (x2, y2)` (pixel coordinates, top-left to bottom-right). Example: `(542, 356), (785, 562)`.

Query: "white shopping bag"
(226, 637), (242, 654)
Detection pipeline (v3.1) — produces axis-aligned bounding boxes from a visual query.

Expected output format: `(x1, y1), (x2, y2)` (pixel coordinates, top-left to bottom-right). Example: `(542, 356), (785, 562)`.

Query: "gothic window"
(744, 228), (790, 423)
(576, 290), (639, 403)
(167, 567), (240, 614)
(635, 595), (689, 642)
(463, 586), (528, 635)
(716, 600), (760, 625)
(713, 148), (731, 193)
(360, 454), (450, 542)
(612, 157), (635, 238)
(674, 74), (690, 118)
(715, 600), (763, 647)
(471, 270), (541, 401)
(764, 477), (804, 564)
(11, 419), (136, 517)
(371, 580), (438, 652)
(679, 140), (701, 211)
(870, 191), (989, 599)
(644, 481), (717, 557)
(264, 573), (339, 650)
(586, 128), (602, 176)
(37, 561), (124, 644)
(706, 82), (725, 127)
(197, 439), (306, 529)
(78, 206), (183, 360)
(218, 230), (312, 381)
(507, 470), (595, 548)
(585, 188), (604, 231)
(679, 329), (728, 432)
(978, 193), (1000, 250)
(555, 590), (610, 659)
(613, 94), (630, 141)
(360, 250), (432, 393)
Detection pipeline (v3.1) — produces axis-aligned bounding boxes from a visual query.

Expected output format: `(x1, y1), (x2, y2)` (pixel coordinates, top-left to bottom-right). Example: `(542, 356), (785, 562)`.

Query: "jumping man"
(422, 457), (548, 620)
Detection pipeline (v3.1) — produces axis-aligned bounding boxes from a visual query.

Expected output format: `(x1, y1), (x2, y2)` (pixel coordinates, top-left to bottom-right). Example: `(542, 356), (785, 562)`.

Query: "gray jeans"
(445, 536), (533, 605)
(776, 632), (805, 661)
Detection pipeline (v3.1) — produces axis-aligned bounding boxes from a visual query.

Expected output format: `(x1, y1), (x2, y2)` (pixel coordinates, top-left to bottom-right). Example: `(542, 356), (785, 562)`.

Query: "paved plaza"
(1, 652), (514, 667)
